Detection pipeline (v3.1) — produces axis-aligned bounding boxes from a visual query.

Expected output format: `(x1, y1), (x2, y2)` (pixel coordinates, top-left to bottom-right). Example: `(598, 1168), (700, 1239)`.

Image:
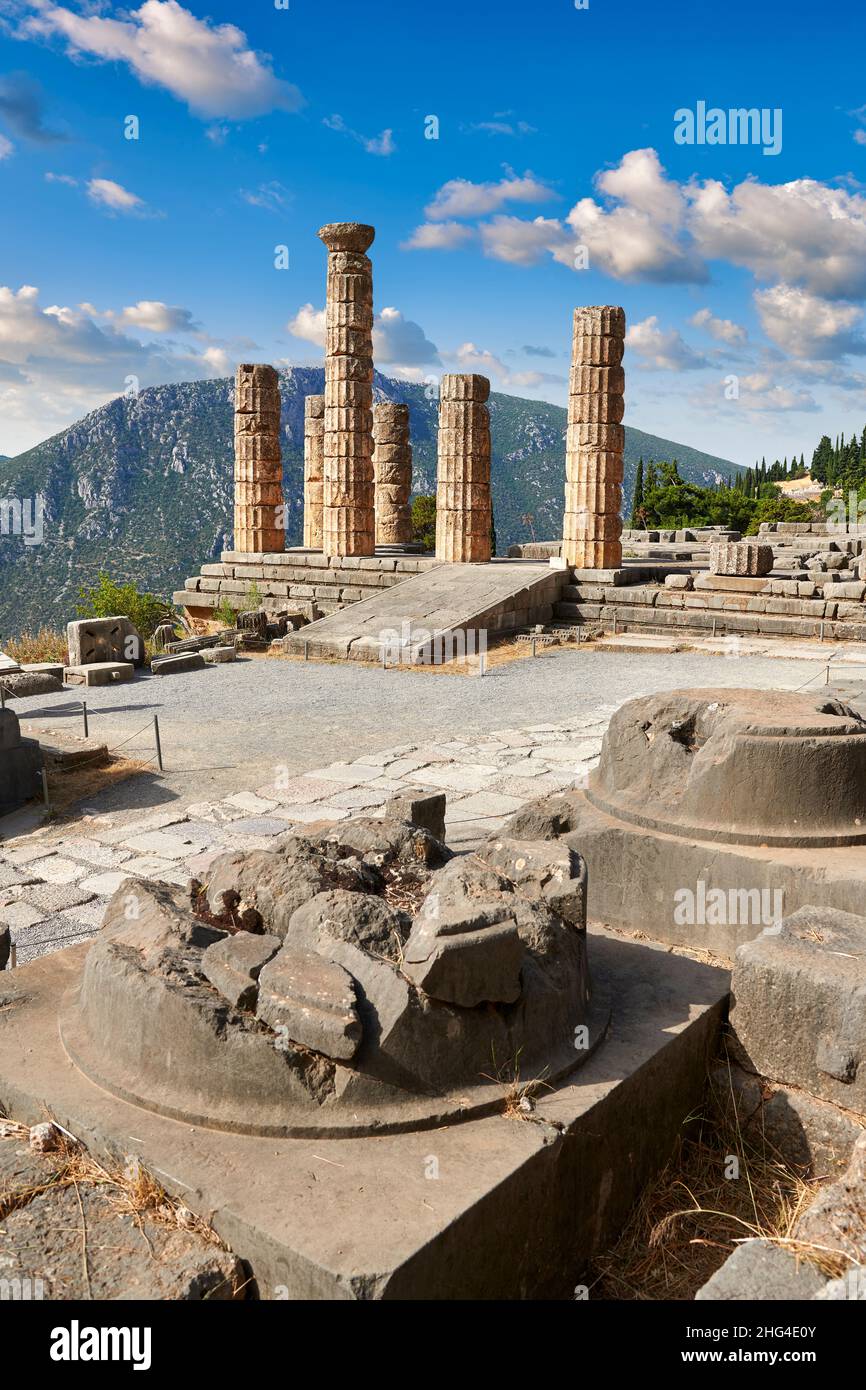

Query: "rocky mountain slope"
(0, 368), (740, 638)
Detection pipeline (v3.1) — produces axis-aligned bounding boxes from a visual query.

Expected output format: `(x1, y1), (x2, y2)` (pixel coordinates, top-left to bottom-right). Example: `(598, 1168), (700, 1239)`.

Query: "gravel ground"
(5, 647), (835, 815)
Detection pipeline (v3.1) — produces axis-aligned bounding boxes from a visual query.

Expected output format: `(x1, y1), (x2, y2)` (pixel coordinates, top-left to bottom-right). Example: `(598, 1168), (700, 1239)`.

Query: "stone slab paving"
(0, 709), (616, 966)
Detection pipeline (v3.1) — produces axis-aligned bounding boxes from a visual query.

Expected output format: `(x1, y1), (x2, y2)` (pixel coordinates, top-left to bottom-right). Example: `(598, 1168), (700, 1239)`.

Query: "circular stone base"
(59, 982), (611, 1139)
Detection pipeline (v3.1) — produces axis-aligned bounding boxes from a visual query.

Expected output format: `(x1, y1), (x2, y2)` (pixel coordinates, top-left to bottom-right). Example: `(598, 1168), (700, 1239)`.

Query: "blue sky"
(0, 0), (864, 466)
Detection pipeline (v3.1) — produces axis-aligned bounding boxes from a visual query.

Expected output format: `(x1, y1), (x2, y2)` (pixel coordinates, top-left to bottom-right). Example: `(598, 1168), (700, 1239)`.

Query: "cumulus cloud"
(0, 134), (12, 161)
(86, 177), (150, 215)
(401, 221), (475, 251)
(425, 171), (556, 220)
(754, 285), (865, 359)
(287, 303), (440, 372)
(690, 307), (748, 345)
(626, 316), (708, 372)
(0, 283), (232, 451)
(477, 214), (571, 266)
(21, 0), (303, 120)
(117, 300), (199, 333)
(323, 114), (395, 156)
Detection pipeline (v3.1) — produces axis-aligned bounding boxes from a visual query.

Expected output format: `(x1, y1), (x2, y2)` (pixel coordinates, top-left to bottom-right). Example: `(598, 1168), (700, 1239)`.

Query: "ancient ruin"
(562, 306), (626, 571)
(435, 373), (492, 564)
(233, 364), (284, 554)
(373, 402), (413, 546)
(303, 394), (325, 549)
(319, 222), (376, 558)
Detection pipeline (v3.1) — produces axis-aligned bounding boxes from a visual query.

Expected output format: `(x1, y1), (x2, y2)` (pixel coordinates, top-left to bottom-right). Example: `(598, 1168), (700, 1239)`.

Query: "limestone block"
(568, 364), (625, 396)
(201, 932), (281, 1010)
(710, 542), (774, 577)
(440, 374), (490, 402)
(695, 1241), (827, 1301)
(383, 791), (447, 842)
(64, 661), (134, 686)
(665, 574), (694, 590)
(731, 907), (866, 1114)
(403, 891), (523, 1007)
(67, 616), (144, 668)
(257, 946), (362, 1059)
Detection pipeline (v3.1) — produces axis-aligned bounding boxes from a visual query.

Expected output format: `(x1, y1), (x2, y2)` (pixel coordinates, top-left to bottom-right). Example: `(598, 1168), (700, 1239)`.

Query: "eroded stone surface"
(257, 947), (361, 1060)
(201, 931), (281, 1009)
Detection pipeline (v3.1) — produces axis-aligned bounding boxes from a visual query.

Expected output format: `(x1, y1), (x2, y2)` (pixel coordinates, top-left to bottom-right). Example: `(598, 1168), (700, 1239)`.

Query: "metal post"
(0, 684), (4, 709)
(82, 700), (88, 739)
(712, 617), (717, 638)
(153, 715), (164, 772)
(304, 641), (308, 661)
(531, 637), (537, 658)
(41, 767), (50, 810)
(479, 651), (486, 677)
(820, 621), (825, 642)
(613, 612), (617, 636)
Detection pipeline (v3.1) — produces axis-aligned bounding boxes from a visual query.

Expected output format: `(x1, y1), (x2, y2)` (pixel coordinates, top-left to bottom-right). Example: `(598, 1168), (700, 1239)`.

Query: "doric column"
(563, 306), (625, 570)
(374, 402), (413, 545)
(233, 363), (284, 554)
(435, 374), (491, 563)
(318, 222), (375, 557)
(303, 394), (325, 549)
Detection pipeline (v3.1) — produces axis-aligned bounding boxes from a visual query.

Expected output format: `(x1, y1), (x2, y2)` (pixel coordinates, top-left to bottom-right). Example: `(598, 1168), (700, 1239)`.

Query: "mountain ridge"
(0, 368), (742, 638)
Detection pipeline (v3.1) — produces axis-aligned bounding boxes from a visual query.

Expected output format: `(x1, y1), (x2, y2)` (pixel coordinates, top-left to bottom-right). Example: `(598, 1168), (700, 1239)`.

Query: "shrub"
(5, 627), (68, 664)
(213, 596), (238, 628)
(411, 494), (436, 551)
(76, 572), (172, 638)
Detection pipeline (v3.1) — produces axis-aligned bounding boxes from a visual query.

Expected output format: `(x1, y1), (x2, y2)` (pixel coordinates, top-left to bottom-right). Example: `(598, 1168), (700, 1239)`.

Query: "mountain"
(0, 368), (742, 638)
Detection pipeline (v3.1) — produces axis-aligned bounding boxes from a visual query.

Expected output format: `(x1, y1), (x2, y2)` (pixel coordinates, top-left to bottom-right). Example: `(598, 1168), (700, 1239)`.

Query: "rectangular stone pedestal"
(0, 931), (727, 1299)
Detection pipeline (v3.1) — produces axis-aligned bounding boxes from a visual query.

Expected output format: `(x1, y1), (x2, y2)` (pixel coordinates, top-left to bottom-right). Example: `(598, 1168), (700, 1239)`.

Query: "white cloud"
(45, 170), (77, 185)
(688, 175), (866, 298)
(287, 303), (440, 371)
(690, 307), (748, 345)
(240, 181), (290, 212)
(117, 300), (198, 333)
(401, 221), (475, 251)
(626, 316), (708, 371)
(0, 134), (12, 161)
(22, 0), (303, 120)
(425, 172), (556, 220)
(374, 307), (439, 366)
(86, 177), (147, 214)
(0, 283), (232, 452)
(478, 214), (571, 266)
(452, 341), (564, 393)
(287, 303), (325, 348)
(754, 285), (865, 359)
(323, 114), (395, 156)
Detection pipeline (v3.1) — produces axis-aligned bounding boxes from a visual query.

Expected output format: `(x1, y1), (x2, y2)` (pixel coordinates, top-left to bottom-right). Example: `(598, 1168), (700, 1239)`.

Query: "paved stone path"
(0, 710), (615, 965)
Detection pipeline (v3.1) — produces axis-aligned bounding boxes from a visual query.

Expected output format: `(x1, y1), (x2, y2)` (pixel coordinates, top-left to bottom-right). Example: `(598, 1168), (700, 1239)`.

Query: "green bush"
(411, 494), (436, 551)
(76, 572), (172, 639)
(213, 596), (238, 628)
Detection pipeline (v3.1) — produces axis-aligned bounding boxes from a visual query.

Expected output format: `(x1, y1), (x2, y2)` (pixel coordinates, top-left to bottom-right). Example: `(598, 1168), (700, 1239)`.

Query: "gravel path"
(6, 647), (834, 811)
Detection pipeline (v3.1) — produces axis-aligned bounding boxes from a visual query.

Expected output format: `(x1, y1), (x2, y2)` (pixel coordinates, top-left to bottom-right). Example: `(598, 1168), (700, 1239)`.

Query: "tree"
(630, 458), (645, 527)
(411, 494), (436, 551)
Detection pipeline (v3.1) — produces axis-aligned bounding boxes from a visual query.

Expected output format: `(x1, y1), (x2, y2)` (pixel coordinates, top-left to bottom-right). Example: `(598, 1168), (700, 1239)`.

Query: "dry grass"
(0, 1117), (221, 1247)
(588, 1059), (844, 1300)
(40, 754), (151, 816)
(5, 627), (68, 664)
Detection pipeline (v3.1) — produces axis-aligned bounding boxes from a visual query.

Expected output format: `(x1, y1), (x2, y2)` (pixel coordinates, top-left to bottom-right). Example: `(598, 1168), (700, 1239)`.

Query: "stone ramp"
(284, 560), (566, 660)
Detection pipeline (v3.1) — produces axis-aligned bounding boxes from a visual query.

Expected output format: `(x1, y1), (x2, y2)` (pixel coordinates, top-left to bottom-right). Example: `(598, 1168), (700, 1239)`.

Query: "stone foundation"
(176, 550), (441, 623)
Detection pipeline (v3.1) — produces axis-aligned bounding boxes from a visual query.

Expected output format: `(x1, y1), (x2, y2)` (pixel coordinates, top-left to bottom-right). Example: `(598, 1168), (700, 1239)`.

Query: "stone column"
(374, 402), (413, 545)
(303, 394), (325, 549)
(233, 363), (284, 554)
(563, 306), (625, 570)
(435, 374), (491, 563)
(318, 222), (376, 557)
